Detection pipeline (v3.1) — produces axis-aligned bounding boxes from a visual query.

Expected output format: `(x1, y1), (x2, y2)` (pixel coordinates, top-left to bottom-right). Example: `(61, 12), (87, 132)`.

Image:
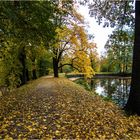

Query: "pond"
(75, 77), (131, 107)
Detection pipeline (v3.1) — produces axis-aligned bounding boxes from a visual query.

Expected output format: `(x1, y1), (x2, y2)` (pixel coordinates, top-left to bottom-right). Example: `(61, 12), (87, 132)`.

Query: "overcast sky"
(76, 4), (114, 56)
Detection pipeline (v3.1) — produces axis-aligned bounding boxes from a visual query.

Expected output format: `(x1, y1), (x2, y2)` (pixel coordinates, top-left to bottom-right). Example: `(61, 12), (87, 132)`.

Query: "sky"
(76, 4), (114, 56)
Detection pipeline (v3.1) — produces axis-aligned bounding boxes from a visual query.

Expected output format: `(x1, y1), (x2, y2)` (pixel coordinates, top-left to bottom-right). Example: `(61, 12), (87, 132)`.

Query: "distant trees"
(85, 0), (134, 74)
(104, 27), (133, 73)
(89, 43), (100, 72)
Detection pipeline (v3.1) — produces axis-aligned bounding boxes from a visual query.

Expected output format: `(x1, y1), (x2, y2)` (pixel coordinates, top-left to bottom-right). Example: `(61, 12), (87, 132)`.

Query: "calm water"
(76, 77), (131, 107)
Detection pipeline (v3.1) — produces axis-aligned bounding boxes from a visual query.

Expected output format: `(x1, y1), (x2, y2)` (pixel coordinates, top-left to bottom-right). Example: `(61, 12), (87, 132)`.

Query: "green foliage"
(0, 1), (61, 88)
(104, 27), (133, 73)
(0, 39), (21, 88)
(87, 1), (134, 28)
(75, 78), (91, 91)
(37, 51), (53, 77)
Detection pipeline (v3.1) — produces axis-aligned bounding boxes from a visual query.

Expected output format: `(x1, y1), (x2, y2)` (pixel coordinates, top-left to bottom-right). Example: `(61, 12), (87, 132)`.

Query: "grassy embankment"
(0, 77), (140, 139)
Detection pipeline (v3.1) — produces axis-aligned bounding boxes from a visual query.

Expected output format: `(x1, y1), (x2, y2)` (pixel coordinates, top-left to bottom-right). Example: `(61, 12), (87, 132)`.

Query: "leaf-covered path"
(0, 77), (140, 139)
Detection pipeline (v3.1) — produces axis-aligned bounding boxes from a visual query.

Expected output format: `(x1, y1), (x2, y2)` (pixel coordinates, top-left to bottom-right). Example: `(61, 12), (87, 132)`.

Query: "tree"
(0, 38), (22, 88)
(125, 1), (140, 115)
(89, 43), (100, 72)
(87, 0), (134, 28)
(25, 42), (49, 80)
(0, 1), (58, 87)
(105, 27), (133, 73)
(82, 0), (140, 114)
(50, 2), (96, 77)
(100, 54), (114, 72)
(52, 24), (95, 78)
(50, 1), (85, 77)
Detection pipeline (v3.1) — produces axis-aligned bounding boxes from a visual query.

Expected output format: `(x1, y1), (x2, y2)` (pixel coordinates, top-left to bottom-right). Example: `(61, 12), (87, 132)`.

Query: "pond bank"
(66, 73), (131, 79)
(74, 77), (131, 107)
(0, 77), (140, 139)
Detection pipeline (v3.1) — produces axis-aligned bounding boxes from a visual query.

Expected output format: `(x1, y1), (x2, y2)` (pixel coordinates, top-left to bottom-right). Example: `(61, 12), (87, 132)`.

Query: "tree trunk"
(32, 58), (37, 80)
(59, 63), (63, 73)
(19, 47), (27, 85)
(53, 57), (59, 77)
(32, 69), (37, 80)
(26, 68), (29, 81)
(125, 1), (140, 115)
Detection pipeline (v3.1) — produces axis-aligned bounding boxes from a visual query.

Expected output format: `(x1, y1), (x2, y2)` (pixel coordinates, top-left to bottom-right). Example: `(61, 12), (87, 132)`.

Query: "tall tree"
(51, 0), (80, 77)
(82, 0), (140, 114)
(52, 24), (95, 78)
(125, 1), (140, 115)
(0, 1), (57, 86)
(105, 28), (133, 73)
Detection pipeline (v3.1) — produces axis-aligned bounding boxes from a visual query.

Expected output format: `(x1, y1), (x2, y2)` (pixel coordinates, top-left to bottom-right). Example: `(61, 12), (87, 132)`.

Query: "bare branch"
(58, 63), (81, 72)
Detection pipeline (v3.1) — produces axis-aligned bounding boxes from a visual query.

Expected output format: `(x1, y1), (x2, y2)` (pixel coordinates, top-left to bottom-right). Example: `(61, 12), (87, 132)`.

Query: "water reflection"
(74, 77), (129, 107)
(89, 78), (131, 107)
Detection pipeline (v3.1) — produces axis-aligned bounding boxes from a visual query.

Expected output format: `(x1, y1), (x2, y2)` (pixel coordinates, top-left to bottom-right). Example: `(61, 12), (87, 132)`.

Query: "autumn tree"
(51, 0), (84, 77)
(51, 1), (96, 78)
(52, 23), (95, 78)
(89, 42), (100, 72)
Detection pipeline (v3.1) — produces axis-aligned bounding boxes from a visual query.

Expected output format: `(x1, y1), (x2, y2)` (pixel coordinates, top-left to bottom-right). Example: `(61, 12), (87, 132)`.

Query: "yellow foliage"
(52, 8), (98, 78)
(72, 51), (95, 78)
(1, 78), (140, 139)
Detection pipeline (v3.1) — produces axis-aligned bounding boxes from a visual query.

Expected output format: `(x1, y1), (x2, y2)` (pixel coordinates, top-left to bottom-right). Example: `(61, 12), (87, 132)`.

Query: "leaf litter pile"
(0, 77), (140, 139)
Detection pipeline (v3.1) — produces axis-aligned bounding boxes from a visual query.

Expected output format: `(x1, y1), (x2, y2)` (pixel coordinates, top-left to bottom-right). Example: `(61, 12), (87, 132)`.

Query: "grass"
(0, 77), (140, 139)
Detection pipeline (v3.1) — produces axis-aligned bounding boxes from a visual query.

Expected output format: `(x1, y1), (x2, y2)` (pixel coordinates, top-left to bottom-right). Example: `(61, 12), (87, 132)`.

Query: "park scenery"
(1, 1), (140, 139)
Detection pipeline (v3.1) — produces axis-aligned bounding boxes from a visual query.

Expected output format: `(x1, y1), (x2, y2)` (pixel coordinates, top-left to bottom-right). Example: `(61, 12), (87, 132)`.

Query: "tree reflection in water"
(90, 78), (131, 107)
